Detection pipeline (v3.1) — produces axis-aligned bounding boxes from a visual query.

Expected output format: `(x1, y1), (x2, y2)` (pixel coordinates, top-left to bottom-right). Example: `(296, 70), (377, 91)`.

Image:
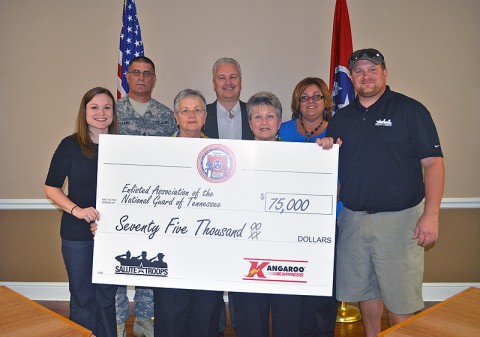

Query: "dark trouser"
(153, 287), (223, 337)
(231, 292), (303, 337)
(62, 239), (117, 337)
(300, 224), (339, 337)
(300, 296), (338, 337)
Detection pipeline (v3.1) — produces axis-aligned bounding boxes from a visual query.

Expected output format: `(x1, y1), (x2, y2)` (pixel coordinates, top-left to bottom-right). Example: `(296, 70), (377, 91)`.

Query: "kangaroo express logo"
(243, 258), (308, 283)
(115, 250), (168, 277)
(197, 144), (236, 183)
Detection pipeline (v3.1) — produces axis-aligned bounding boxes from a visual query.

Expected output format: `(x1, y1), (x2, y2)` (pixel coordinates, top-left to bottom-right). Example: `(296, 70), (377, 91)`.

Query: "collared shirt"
(326, 86), (443, 212)
(216, 101), (242, 140)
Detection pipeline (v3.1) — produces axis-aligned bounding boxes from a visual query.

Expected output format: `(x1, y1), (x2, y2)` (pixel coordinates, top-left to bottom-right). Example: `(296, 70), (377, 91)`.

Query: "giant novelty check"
(92, 135), (338, 296)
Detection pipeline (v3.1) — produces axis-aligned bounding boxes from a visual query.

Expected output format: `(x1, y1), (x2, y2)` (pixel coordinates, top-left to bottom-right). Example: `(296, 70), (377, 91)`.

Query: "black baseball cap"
(348, 48), (386, 70)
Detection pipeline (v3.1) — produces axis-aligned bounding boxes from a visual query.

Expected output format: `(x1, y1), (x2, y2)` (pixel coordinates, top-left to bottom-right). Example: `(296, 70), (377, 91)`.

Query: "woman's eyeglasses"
(300, 93), (324, 102)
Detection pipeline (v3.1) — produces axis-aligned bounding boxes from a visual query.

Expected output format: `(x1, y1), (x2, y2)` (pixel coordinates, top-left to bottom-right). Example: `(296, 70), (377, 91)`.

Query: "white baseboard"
(1, 281), (478, 302)
(420, 282), (480, 301)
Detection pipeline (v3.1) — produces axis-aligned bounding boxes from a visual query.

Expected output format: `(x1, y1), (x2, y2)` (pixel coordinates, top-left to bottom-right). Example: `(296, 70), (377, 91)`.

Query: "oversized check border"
(92, 134), (339, 296)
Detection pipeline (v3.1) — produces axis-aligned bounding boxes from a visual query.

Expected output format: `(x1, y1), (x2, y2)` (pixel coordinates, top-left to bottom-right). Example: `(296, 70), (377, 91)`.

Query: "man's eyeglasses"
(178, 108), (206, 116)
(128, 70), (155, 78)
(300, 93), (324, 102)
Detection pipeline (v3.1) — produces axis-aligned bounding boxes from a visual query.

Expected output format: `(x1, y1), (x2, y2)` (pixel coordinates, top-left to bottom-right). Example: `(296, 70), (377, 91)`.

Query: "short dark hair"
(128, 56), (155, 72)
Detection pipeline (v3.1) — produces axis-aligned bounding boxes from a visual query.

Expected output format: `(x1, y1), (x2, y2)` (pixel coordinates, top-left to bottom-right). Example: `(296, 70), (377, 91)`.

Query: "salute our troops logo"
(115, 250), (168, 277)
(197, 144), (236, 183)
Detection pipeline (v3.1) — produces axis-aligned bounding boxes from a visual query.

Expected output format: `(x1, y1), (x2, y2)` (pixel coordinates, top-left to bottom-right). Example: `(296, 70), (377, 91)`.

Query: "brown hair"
(290, 77), (334, 120)
(74, 87), (118, 158)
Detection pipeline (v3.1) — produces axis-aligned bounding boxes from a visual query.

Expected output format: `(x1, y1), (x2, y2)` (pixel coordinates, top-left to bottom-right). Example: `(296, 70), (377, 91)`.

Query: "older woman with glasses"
(171, 89), (209, 139)
(152, 89), (224, 337)
(279, 78), (339, 337)
(229, 91), (305, 337)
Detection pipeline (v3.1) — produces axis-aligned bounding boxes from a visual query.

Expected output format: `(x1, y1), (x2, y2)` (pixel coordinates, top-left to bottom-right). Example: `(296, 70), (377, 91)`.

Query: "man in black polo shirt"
(326, 48), (444, 337)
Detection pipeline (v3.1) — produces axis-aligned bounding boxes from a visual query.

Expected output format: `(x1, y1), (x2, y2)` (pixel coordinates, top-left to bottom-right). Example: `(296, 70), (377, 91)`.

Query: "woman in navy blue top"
(45, 87), (119, 337)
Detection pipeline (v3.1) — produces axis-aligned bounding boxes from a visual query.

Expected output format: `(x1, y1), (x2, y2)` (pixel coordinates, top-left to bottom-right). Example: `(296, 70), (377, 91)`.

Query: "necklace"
(300, 117), (324, 141)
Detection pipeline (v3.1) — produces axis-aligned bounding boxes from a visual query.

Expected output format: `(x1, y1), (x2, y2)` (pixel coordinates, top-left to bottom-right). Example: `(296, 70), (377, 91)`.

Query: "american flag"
(117, 0), (145, 99)
(329, 0), (354, 113)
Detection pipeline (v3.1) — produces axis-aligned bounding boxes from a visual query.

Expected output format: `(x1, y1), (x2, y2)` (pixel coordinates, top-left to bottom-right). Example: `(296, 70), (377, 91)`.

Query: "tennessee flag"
(117, 0), (145, 99)
(329, 0), (354, 113)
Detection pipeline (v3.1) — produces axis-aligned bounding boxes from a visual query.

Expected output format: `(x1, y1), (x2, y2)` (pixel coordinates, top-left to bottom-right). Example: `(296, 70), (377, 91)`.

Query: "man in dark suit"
(204, 57), (254, 140)
(204, 58), (253, 337)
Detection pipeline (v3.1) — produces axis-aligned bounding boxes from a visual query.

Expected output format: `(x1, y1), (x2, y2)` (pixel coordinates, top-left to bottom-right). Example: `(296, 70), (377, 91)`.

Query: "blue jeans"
(62, 239), (117, 337)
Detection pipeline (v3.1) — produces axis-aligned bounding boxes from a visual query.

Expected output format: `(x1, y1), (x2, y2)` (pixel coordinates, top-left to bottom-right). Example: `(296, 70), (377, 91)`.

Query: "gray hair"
(212, 57), (242, 78)
(173, 89), (207, 113)
(246, 91), (282, 121)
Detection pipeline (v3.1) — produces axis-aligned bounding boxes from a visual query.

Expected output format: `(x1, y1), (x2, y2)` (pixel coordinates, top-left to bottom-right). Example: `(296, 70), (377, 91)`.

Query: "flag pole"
(329, 0), (362, 323)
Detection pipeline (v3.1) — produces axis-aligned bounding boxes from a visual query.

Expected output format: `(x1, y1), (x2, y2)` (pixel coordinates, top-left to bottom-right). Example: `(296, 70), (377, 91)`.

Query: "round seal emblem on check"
(197, 144), (236, 183)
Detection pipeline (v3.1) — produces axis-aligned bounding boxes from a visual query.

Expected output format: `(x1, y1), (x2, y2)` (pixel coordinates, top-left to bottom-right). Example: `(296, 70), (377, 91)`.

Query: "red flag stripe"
(329, 0), (353, 91)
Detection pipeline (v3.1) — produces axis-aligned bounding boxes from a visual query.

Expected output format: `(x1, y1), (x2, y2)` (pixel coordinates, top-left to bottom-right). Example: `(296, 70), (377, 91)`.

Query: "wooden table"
(378, 287), (480, 337)
(0, 286), (92, 337)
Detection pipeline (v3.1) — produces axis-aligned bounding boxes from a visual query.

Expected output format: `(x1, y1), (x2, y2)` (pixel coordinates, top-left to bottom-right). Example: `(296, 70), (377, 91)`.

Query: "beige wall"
(0, 1), (479, 283)
(0, 0), (479, 199)
(423, 209), (480, 282)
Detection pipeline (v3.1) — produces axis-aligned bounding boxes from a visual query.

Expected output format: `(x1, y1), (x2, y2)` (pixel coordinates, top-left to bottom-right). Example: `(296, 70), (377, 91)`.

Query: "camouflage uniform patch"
(117, 97), (177, 137)
(115, 286), (130, 323)
(115, 286), (154, 322)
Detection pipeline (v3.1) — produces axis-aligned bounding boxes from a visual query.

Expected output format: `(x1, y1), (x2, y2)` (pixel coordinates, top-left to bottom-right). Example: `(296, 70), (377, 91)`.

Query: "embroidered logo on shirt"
(375, 119), (392, 127)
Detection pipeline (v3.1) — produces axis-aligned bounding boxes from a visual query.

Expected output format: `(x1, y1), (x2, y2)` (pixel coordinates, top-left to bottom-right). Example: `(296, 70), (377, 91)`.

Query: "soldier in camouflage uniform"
(116, 97), (175, 136)
(116, 56), (176, 337)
